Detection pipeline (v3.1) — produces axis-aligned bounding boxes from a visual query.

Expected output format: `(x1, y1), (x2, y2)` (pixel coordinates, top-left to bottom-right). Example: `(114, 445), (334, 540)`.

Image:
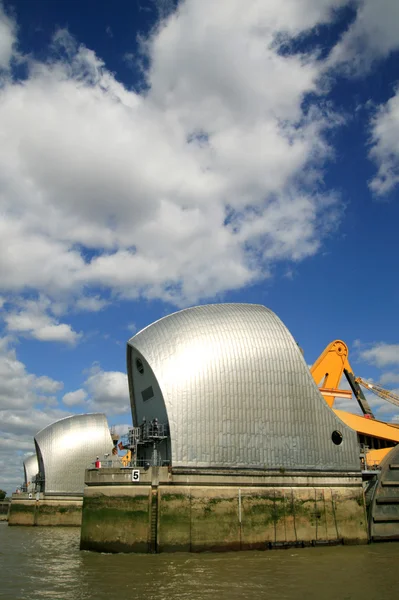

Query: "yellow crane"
(310, 339), (374, 417)
(310, 340), (399, 466)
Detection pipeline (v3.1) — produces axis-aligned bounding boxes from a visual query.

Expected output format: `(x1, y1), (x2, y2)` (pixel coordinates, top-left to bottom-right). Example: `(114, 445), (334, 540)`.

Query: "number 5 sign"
(132, 469), (140, 482)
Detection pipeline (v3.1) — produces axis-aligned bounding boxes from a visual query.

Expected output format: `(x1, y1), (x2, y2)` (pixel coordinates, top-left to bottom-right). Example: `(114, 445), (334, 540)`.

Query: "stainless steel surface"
(127, 303), (360, 471)
(23, 454), (39, 490)
(34, 413), (114, 495)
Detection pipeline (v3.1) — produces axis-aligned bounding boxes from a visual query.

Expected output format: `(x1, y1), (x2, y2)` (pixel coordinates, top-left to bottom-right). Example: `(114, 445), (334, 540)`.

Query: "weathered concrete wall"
(0, 501), (10, 522)
(80, 485), (151, 552)
(8, 494), (82, 526)
(80, 467), (368, 553)
(158, 485), (367, 552)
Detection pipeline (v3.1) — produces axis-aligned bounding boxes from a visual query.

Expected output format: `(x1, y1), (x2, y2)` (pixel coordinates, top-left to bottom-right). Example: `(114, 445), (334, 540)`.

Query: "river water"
(0, 523), (398, 600)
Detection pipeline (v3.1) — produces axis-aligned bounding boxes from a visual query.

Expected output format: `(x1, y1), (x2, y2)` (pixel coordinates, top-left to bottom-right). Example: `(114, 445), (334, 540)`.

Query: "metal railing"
(128, 457), (170, 468)
(89, 456), (171, 469)
(127, 423), (169, 446)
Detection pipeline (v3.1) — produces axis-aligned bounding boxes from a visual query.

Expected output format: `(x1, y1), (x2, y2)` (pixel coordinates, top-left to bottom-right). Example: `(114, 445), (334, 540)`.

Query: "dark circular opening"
(136, 358), (144, 375)
(332, 430), (343, 445)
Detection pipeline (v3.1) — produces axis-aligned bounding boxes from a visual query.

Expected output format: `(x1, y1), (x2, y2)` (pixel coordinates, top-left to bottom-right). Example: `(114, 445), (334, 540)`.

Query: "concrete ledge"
(8, 494), (83, 526)
(84, 466), (363, 488)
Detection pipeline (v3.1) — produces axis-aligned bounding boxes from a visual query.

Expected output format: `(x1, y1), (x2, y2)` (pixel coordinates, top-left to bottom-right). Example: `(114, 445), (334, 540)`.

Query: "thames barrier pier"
(80, 304), (368, 553)
(80, 466), (367, 553)
(9, 414), (114, 526)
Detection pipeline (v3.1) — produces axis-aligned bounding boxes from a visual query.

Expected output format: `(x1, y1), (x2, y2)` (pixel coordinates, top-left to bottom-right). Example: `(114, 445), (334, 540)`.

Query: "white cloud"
(0, 1), (351, 311)
(34, 376), (64, 394)
(62, 388), (88, 406)
(0, 337), (70, 494)
(4, 297), (81, 345)
(75, 296), (108, 312)
(359, 343), (399, 368)
(0, 334), (130, 493)
(380, 372), (399, 386)
(84, 366), (129, 415)
(0, 3), (16, 70)
(329, 0), (399, 73)
(62, 366), (129, 415)
(369, 88), (399, 195)
(0, 337), (62, 411)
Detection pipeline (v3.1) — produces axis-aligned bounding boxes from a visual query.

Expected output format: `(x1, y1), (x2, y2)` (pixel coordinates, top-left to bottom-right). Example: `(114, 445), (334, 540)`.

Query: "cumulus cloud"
(380, 372), (399, 386)
(75, 296), (108, 312)
(0, 0), (354, 313)
(368, 89), (399, 195)
(329, 0), (399, 73)
(34, 376), (64, 394)
(62, 366), (129, 415)
(0, 337), (70, 494)
(359, 343), (399, 368)
(85, 366), (129, 413)
(62, 389), (88, 407)
(3, 297), (81, 345)
(0, 334), (129, 493)
(0, 337), (63, 411)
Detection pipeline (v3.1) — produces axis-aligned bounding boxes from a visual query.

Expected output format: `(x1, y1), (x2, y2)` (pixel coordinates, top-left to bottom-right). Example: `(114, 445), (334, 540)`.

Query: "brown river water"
(0, 523), (398, 600)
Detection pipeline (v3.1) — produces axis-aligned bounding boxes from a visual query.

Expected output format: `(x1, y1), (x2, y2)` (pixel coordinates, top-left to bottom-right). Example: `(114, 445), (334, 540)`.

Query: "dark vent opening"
(142, 386), (154, 402)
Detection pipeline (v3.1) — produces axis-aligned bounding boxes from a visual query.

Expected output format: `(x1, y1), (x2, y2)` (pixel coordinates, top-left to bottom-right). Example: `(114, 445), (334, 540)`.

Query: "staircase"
(370, 445), (399, 541)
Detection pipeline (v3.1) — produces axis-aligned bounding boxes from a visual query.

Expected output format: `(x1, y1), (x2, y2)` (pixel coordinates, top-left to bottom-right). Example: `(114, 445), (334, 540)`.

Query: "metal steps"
(370, 445), (399, 541)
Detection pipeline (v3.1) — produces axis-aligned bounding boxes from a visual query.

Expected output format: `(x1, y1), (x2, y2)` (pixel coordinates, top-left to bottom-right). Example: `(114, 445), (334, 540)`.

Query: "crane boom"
(356, 377), (399, 410)
(310, 340), (374, 417)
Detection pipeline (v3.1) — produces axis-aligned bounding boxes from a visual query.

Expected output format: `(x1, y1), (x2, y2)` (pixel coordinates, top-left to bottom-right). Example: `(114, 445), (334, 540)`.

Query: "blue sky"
(1, 0), (399, 493)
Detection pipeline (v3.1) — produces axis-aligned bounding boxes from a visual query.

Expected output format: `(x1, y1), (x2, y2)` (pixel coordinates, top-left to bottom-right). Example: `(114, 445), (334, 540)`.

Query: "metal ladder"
(149, 490), (158, 553)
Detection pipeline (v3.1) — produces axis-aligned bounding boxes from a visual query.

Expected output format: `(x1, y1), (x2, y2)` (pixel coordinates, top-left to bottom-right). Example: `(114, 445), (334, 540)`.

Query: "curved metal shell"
(34, 413), (114, 495)
(23, 454), (39, 488)
(127, 303), (360, 471)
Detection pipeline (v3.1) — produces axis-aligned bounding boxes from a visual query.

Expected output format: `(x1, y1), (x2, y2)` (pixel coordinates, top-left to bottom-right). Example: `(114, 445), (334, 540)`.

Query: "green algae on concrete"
(35, 503), (82, 526)
(80, 467), (368, 553)
(8, 502), (36, 526)
(190, 488), (240, 552)
(80, 490), (151, 553)
(8, 498), (82, 526)
(158, 489), (191, 552)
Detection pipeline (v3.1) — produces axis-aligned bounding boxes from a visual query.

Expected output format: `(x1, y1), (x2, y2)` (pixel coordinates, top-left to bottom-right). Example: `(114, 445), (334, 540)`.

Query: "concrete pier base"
(8, 493), (82, 526)
(80, 467), (368, 553)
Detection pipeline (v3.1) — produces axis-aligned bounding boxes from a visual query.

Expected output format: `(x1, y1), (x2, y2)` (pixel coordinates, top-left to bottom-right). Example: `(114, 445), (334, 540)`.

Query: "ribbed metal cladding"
(23, 454), (39, 486)
(128, 304), (360, 471)
(34, 413), (114, 495)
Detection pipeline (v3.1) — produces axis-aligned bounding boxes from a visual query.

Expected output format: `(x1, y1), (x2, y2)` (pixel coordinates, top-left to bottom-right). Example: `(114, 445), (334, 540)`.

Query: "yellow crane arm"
(310, 340), (374, 417)
(310, 340), (351, 406)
